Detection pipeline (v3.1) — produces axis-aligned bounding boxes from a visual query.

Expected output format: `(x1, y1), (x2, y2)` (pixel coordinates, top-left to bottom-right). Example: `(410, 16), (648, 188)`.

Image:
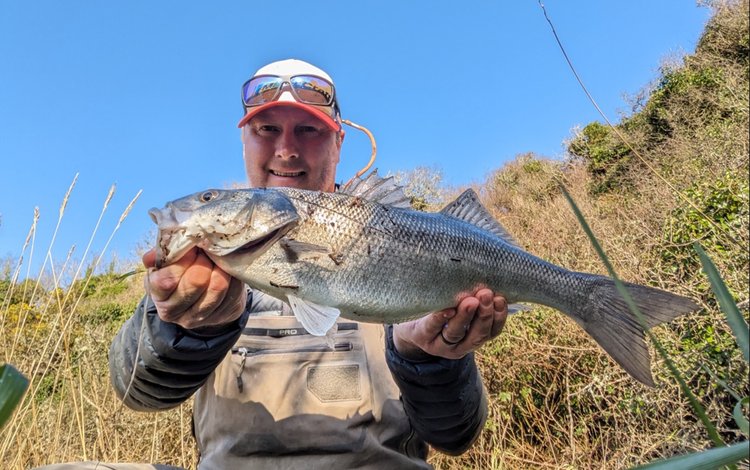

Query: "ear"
(334, 131), (343, 164)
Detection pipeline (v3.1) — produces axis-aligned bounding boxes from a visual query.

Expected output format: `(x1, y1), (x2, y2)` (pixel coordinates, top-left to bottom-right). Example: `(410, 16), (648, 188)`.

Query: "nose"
(275, 128), (300, 160)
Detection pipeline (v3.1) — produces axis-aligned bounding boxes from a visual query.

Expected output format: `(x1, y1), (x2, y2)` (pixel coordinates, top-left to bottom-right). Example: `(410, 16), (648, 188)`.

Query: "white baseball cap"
(237, 59), (342, 132)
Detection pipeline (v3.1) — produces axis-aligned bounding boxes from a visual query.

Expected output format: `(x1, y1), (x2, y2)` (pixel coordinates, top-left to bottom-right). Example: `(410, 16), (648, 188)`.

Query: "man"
(41, 59), (508, 470)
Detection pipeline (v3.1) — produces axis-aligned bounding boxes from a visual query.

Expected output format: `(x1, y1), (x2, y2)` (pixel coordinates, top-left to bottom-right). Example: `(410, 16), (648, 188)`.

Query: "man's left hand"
(392, 288), (508, 360)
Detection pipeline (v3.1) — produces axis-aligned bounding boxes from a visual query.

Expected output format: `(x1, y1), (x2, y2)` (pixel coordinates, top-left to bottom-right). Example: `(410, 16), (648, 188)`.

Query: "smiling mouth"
(270, 170), (306, 177)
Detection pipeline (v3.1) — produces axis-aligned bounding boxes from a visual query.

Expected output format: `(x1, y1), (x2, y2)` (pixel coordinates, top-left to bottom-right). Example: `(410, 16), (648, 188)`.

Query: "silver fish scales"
(149, 171), (698, 386)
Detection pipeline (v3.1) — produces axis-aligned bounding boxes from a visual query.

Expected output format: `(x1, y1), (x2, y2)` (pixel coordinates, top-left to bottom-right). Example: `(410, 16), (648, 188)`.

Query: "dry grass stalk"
(0, 182), (156, 468)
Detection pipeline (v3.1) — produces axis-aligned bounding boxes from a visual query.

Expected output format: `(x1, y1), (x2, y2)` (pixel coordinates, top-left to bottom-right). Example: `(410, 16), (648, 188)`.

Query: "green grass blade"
(694, 243), (749, 363)
(734, 398), (749, 436)
(116, 269), (142, 281)
(630, 441), (750, 470)
(0, 363), (29, 429)
(559, 185), (724, 447)
(699, 362), (742, 401)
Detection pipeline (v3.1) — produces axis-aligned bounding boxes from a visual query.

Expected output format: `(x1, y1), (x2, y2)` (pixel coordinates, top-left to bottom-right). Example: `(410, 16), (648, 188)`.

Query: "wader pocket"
(193, 315), (422, 464)
(223, 316), (373, 422)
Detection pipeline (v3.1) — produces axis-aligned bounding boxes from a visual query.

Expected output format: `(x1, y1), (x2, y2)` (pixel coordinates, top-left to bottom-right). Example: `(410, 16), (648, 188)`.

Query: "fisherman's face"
(241, 107), (341, 192)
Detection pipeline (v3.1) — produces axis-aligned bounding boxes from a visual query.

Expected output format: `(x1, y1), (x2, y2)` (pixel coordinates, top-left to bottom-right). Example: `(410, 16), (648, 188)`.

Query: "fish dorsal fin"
(339, 169), (412, 208)
(440, 189), (520, 248)
(287, 294), (341, 336)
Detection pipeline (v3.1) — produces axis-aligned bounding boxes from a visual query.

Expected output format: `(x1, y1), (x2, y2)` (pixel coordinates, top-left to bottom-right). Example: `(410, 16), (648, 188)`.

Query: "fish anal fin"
(507, 303), (532, 315)
(440, 189), (520, 248)
(287, 294), (340, 336)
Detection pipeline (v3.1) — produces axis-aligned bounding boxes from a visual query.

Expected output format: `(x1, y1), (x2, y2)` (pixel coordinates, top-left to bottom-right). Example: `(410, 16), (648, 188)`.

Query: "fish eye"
(199, 190), (219, 203)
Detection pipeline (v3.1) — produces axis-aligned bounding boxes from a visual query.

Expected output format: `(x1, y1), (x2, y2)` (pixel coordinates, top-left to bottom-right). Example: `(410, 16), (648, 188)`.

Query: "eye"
(297, 125), (320, 135)
(199, 190), (219, 203)
(256, 124), (280, 134)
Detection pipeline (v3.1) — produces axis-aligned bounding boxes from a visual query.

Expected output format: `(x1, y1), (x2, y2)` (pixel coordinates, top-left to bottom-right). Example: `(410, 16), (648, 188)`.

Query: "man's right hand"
(143, 247), (247, 330)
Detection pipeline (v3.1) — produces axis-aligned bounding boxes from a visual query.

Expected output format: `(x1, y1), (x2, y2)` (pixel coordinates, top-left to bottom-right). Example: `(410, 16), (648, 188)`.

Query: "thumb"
(142, 249), (157, 268)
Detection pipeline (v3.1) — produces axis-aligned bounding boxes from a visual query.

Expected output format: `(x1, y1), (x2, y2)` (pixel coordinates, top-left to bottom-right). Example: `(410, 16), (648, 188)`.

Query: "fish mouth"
(149, 206), (170, 226)
(149, 206), (195, 269)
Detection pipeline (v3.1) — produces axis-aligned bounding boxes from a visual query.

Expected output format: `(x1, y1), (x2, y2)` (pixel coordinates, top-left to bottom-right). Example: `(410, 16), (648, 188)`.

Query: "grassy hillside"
(431, 1), (749, 467)
(2, 1), (748, 468)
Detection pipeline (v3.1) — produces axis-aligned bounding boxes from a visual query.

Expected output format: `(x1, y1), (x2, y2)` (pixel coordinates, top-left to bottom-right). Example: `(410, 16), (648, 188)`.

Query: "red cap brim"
(237, 101), (341, 132)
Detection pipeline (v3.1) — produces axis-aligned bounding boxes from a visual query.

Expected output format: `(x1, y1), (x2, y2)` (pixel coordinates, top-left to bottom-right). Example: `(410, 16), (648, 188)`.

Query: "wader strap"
(242, 322), (359, 337)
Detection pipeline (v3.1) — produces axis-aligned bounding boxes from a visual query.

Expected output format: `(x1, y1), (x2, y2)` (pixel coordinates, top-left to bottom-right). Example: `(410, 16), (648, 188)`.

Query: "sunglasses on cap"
(241, 74), (337, 109)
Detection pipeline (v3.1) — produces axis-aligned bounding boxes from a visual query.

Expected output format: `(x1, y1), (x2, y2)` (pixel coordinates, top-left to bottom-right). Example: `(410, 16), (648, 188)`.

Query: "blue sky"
(0, 1), (711, 277)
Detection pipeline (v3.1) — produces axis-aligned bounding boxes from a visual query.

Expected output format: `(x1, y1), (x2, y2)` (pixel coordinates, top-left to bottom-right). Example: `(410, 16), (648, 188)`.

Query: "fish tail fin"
(573, 277), (699, 387)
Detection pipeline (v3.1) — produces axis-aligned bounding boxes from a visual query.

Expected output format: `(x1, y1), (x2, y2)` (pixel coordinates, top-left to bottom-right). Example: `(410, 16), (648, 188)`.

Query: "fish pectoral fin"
(287, 294), (341, 336)
(323, 323), (339, 349)
(280, 238), (331, 262)
(507, 303), (533, 315)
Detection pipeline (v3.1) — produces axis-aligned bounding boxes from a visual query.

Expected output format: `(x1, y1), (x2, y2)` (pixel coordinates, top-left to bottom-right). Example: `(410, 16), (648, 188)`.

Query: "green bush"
(84, 301), (135, 325)
(567, 122), (633, 194)
(70, 272), (129, 300)
(660, 171), (749, 286)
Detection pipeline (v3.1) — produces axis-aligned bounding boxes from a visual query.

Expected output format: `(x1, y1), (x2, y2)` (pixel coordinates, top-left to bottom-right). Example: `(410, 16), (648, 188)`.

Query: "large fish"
(149, 172), (698, 386)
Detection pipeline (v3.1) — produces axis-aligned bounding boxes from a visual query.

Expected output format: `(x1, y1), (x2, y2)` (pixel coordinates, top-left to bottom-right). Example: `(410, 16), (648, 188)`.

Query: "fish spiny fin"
(440, 189), (520, 248)
(340, 168), (384, 195)
(287, 294), (341, 336)
(339, 169), (412, 208)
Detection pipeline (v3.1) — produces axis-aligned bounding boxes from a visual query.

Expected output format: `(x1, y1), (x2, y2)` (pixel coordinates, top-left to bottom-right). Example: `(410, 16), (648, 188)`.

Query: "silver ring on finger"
(440, 331), (462, 346)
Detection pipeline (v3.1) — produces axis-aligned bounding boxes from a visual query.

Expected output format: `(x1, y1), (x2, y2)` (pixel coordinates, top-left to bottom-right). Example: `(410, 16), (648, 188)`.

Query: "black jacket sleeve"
(109, 294), (250, 411)
(384, 324), (488, 455)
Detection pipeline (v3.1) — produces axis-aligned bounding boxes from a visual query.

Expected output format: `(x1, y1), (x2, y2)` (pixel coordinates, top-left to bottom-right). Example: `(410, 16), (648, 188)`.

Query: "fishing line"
(341, 118), (378, 189)
(117, 272), (151, 416)
(537, 1), (745, 252)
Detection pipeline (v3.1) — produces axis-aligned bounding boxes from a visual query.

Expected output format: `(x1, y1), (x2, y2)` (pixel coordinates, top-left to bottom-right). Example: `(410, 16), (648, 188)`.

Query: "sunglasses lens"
(243, 76), (283, 106)
(290, 75), (334, 105)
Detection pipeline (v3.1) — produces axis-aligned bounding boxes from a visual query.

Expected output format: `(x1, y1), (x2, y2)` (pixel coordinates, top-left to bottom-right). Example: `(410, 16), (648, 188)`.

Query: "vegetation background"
(1, 0), (747, 468)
